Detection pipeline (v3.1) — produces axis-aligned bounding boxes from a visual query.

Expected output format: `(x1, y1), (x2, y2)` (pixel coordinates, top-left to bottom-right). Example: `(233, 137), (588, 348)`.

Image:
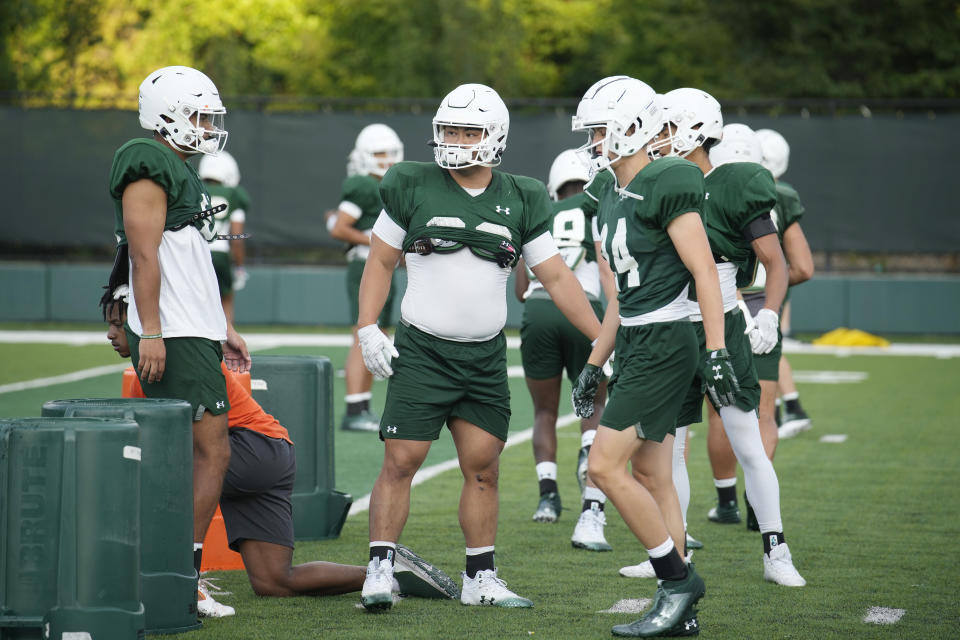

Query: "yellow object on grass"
(812, 328), (891, 347)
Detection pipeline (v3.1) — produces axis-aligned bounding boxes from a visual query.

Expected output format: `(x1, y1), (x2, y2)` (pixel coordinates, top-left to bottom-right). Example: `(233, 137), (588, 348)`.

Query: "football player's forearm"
(130, 255), (162, 334)
(356, 250), (396, 327)
(760, 254), (788, 312)
(693, 267), (726, 351)
(783, 225), (813, 285)
(587, 304), (618, 367)
(543, 267), (601, 341)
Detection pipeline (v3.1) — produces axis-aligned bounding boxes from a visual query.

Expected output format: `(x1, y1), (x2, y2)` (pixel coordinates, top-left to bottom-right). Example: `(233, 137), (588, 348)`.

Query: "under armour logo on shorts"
(216, 401), (225, 409)
(386, 425), (398, 434)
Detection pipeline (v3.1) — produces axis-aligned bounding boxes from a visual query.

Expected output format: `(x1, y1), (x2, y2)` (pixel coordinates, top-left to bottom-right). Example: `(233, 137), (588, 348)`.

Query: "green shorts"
(520, 293), (604, 382)
(125, 324), (230, 421)
(347, 259), (398, 327)
(599, 320), (699, 443)
(380, 321), (511, 442)
(677, 309), (762, 425)
(752, 329), (783, 381)
(211, 251), (233, 297)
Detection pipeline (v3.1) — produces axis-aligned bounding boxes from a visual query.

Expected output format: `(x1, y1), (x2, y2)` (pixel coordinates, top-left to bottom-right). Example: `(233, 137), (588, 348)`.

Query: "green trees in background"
(2, 0), (957, 107)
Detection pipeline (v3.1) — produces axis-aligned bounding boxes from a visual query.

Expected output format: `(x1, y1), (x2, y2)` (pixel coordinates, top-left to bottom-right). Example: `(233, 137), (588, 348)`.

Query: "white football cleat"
(763, 543), (806, 587)
(571, 503), (612, 551)
(361, 556), (396, 611)
(460, 569), (533, 608)
(197, 578), (235, 618)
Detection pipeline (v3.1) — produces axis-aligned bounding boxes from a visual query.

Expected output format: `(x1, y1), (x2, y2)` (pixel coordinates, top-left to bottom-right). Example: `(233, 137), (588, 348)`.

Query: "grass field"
(1, 327), (959, 639)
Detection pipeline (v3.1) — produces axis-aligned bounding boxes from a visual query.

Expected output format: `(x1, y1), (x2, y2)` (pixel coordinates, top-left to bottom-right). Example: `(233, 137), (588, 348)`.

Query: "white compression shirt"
(127, 226), (227, 340)
(373, 211), (558, 341)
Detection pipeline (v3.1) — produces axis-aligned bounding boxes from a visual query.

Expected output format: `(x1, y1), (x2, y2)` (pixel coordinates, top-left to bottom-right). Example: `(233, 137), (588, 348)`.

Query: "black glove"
(572, 363), (604, 418)
(701, 348), (740, 407)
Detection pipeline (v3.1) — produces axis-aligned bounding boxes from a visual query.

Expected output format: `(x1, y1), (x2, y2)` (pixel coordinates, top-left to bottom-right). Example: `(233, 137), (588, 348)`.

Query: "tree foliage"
(2, 0), (957, 107)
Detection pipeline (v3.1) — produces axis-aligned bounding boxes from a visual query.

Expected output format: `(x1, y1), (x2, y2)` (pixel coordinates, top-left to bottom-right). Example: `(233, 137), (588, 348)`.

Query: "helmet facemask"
(432, 121), (506, 169)
(161, 106), (227, 156)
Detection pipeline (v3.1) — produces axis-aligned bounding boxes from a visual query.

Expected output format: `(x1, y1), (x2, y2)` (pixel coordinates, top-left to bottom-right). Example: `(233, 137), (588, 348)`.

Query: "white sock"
(719, 405), (783, 532)
(672, 426), (690, 525)
(714, 476), (737, 489)
(535, 461), (557, 481)
(346, 391), (372, 404)
(646, 537), (675, 558)
(782, 391), (799, 401)
(580, 429), (596, 449)
(583, 486), (606, 504)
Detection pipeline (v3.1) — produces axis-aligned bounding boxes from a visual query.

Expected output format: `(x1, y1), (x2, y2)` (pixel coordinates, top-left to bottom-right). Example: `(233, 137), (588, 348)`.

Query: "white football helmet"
(432, 84), (509, 169)
(138, 66), (227, 156)
(198, 149), (240, 188)
(709, 123), (763, 166)
(756, 128), (790, 178)
(353, 123), (404, 177)
(650, 88), (723, 158)
(547, 149), (591, 201)
(571, 75), (662, 172)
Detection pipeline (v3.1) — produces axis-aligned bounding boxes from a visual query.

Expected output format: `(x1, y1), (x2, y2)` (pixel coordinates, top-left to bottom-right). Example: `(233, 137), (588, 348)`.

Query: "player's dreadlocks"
(100, 244), (130, 320)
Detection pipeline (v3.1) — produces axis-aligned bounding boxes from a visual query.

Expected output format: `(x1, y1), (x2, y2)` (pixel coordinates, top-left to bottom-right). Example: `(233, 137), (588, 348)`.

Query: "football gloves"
(572, 363), (604, 418)
(358, 324), (399, 379)
(232, 266), (249, 292)
(749, 308), (779, 355)
(701, 348), (739, 407)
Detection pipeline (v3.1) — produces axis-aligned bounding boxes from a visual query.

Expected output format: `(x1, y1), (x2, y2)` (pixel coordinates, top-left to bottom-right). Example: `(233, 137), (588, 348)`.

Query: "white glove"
(602, 351), (614, 377)
(749, 308), (779, 355)
(358, 324), (399, 378)
(232, 266), (249, 292)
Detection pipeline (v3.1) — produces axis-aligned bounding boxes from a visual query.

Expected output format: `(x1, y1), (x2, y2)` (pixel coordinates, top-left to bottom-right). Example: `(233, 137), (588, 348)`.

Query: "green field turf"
(1, 334), (958, 639)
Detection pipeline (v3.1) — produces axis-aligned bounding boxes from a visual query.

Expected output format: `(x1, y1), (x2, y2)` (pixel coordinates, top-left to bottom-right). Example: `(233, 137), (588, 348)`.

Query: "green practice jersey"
(340, 174), (384, 232)
(110, 139), (212, 245)
(741, 180), (805, 294)
(205, 182), (251, 253)
(380, 161), (552, 265)
(703, 162), (777, 288)
(771, 180), (805, 240)
(595, 157), (705, 317)
(582, 169), (614, 222)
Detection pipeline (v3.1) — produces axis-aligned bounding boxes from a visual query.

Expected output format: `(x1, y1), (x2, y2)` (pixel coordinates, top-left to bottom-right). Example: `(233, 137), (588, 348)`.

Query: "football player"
(108, 65), (251, 614)
(101, 286), (461, 612)
(619, 90), (805, 588)
(571, 76), (733, 637)
(355, 83), (602, 611)
(198, 150), (250, 325)
(754, 128), (815, 439)
(513, 149), (613, 534)
(328, 124), (405, 432)
(712, 126), (814, 530)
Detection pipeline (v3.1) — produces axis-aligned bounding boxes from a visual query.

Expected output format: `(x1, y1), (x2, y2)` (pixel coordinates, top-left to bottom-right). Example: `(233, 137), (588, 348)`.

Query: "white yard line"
(0, 363), (129, 394)
(347, 413), (579, 517)
(2, 330), (958, 357)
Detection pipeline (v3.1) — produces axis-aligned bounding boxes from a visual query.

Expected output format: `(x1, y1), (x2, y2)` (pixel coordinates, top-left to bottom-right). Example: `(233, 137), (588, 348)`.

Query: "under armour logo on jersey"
(712, 365), (722, 380)
(216, 401), (225, 409)
(495, 205), (510, 215)
(386, 425), (398, 434)
(705, 192), (710, 200)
